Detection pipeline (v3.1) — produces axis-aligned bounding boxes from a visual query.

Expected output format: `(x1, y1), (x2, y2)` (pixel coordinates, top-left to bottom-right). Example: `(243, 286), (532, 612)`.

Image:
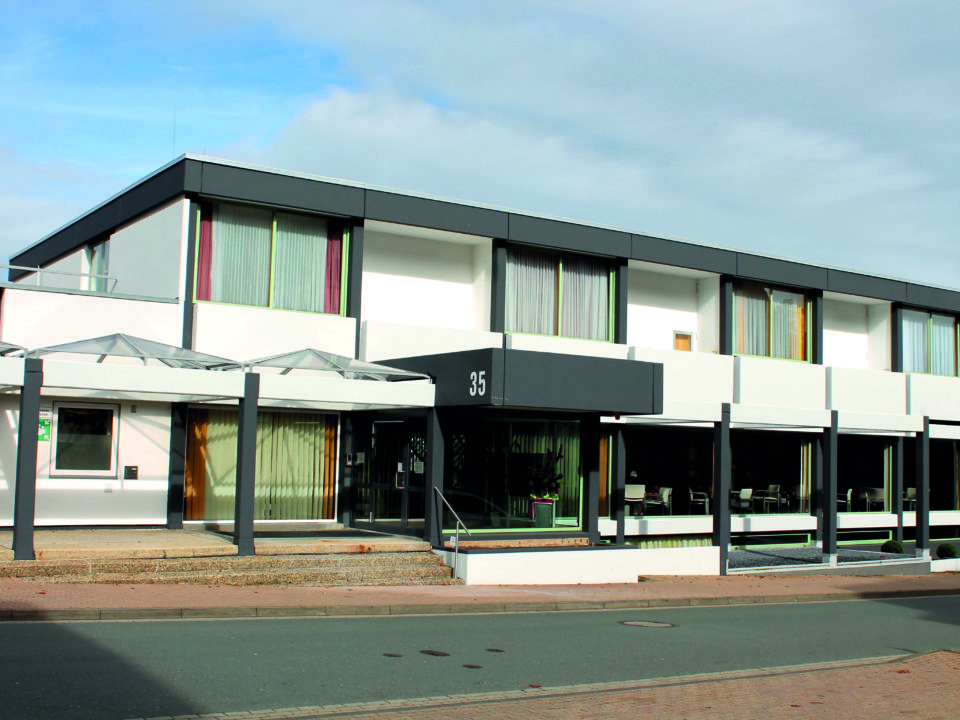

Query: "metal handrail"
(1, 264), (118, 293)
(433, 487), (472, 579)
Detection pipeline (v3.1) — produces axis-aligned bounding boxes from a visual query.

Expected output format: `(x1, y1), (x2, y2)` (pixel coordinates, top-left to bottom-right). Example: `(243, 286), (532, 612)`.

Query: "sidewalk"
(3, 572), (960, 621)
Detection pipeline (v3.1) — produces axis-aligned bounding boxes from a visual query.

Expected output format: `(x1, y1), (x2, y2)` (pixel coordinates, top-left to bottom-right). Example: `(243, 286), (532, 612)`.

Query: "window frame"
(505, 246), (616, 343)
(900, 307), (960, 377)
(49, 402), (120, 478)
(732, 281), (812, 362)
(193, 201), (350, 316)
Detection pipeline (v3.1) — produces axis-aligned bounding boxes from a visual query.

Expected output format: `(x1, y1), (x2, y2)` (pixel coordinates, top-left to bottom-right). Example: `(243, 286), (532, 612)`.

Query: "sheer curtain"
(770, 290), (806, 360)
(930, 313), (957, 376)
(902, 309), (929, 373)
(735, 284), (769, 356)
(506, 248), (557, 334)
(210, 204), (272, 306)
(560, 255), (610, 340)
(273, 212), (328, 312)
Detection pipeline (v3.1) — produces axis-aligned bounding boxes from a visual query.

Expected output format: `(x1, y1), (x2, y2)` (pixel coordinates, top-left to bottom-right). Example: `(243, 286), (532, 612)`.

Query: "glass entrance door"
(354, 419), (426, 537)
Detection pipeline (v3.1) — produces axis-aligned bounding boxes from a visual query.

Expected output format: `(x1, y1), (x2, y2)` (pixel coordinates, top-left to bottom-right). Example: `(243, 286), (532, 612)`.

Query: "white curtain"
(770, 289), (806, 360)
(506, 248), (557, 334)
(210, 204), (272, 306)
(735, 284), (769, 356)
(930, 313), (957, 376)
(560, 255), (610, 340)
(273, 212), (328, 312)
(902, 309), (929, 373)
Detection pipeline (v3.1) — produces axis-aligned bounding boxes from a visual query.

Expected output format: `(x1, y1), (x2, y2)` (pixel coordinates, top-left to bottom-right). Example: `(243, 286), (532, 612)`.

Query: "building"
(1, 155), (957, 582)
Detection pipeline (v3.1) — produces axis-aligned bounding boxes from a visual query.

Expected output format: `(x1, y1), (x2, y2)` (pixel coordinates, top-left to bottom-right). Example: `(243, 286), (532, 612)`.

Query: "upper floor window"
(195, 202), (346, 314)
(734, 282), (809, 361)
(902, 309), (957, 376)
(505, 247), (613, 341)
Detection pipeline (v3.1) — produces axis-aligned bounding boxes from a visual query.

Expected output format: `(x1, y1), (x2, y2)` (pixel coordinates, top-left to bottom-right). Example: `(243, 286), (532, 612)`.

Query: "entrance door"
(357, 419), (427, 536)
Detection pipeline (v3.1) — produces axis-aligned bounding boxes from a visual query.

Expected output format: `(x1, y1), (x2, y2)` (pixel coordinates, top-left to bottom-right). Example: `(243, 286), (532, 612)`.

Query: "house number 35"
(469, 370), (486, 397)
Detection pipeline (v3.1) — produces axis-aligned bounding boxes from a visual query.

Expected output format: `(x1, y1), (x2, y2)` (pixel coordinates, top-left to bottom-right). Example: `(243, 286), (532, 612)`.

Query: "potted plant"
(527, 447), (564, 528)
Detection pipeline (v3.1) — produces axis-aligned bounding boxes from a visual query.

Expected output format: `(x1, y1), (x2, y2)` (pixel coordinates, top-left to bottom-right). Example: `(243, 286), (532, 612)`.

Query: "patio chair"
(756, 484), (785, 513)
(689, 488), (709, 514)
(837, 487), (852, 511)
(645, 487), (672, 515)
(903, 487), (917, 511)
(730, 488), (753, 513)
(625, 484), (646, 516)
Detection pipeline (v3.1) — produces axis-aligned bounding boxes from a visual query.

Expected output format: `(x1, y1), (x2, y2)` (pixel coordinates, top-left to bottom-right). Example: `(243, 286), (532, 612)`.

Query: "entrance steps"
(0, 551), (459, 586)
(0, 529), (460, 586)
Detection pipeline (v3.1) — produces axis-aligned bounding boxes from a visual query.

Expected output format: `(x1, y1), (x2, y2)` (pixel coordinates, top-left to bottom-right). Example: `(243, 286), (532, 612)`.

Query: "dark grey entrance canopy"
(31, 333), (241, 370)
(387, 348), (663, 415)
(242, 348), (431, 382)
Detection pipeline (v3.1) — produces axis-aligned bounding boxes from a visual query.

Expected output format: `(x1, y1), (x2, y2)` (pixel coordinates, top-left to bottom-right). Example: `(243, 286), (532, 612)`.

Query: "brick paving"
(130, 651), (960, 720)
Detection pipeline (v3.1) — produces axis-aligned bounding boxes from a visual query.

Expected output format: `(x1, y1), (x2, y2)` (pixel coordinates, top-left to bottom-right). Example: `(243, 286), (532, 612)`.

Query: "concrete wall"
(697, 277), (720, 354)
(867, 303), (892, 371)
(0, 396), (171, 526)
(437, 545), (719, 583)
(828, 367), (906, 415)
(627, 269), (699, 351)
(192, 302), (356, 360)
(909, 374), (960, 422)
(824, 299), (869, 369)
(108, 198), (185, 299)
(14, 249), (86, 290)
(0, 288), (183, 348)
(506, 333), (629, 359)
(361, 229), (491, 332)
(361, 321), (501, 362)
(734, 356), (826, 410)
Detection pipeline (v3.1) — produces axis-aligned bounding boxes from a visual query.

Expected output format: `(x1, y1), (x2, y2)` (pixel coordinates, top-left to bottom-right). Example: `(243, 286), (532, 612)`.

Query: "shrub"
(881, 539), (905, 554)
(936, 543), (958, 559)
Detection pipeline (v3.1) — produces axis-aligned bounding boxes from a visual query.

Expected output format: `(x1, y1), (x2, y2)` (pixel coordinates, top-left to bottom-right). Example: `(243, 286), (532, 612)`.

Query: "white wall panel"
(867, 304), (892, 371)
(506, 334), (629, 359)
(908, 374), (960, 421)
(109, 199), (184, 298)
(735, 356), (826, 410)
(0, 289), (182, 349)
(823, 299), (869, 369)
(627, 269), (699, 351)
(632, 347), (734, 405)
(193, 303), (356, 360)
(828, 367), (907, 415)
(361, 321), (501, 362)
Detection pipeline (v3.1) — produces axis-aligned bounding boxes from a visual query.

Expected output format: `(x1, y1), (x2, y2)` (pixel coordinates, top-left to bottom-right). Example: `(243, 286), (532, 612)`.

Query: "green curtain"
(197, 410), (334, 520)
(210, 204), (272, 306)
(273, 212), (328, 312)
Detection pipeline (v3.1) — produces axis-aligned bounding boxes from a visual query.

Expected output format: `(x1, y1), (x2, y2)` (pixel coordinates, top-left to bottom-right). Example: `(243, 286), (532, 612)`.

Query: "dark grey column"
(233, 373), (260, 556)
(181, 201), (198, 349)
(425, 408), (445, 548)
(490, 240), (507, 334)
(712, 403), (731, 575)
(13, 358), (43, 561)
(613, 260), (628, 344)
(810, 292), (824, 365)
(916, 416), (930, 557)
(719, 277), (734, 356)
(347, 222), (364, 357)
(822, 410), (839, 561)
(337, 414), (354, 527)
(891, 303), (903, 373)
(893, 436), (904, 543)
(812, 430), (823, 542)
(612, 427), (626, 545)
(166, 403), (188, 530)
(582, 415), (601, 543)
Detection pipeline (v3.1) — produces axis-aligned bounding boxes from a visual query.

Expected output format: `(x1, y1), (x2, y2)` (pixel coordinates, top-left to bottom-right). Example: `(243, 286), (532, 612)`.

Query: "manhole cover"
(420, 649), (451, 657)
(620, 620), (674, 628)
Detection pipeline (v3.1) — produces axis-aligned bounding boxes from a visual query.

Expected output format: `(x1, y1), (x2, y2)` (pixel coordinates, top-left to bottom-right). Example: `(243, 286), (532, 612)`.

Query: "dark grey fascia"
(11, 157), (960, 317)
(386, 348), (662, 416)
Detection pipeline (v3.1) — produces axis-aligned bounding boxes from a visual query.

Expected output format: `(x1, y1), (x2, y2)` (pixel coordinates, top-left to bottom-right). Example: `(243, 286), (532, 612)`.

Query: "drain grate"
(620, 620), (674, 628)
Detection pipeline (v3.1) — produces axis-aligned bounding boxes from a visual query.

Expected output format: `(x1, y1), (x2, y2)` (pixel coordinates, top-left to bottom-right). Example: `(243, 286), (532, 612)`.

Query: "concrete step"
(0, 551), (459, 586)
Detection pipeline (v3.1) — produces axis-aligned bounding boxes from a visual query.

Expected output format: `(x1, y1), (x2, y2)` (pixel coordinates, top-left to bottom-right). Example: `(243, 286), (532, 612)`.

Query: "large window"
(51, 403), (119, 476)
(734, 282), (809, 361)
(505, 246), (613, 341)
(902, 309), (958, 376)
(195, 202), (346, 314)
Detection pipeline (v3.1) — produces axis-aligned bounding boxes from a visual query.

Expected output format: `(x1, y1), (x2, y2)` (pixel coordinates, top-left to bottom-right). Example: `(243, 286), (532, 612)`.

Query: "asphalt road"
(3, 596), (959, 720)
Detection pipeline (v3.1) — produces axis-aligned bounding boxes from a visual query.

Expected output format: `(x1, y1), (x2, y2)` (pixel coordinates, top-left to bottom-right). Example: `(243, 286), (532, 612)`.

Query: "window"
(195, 202), (346, 314)
(505, 246), (613, 341)
(902, 309), (957, 376)
(733, 282), (809, 361)
(51, 403), (119, 476)
(86, 239), (109, 292)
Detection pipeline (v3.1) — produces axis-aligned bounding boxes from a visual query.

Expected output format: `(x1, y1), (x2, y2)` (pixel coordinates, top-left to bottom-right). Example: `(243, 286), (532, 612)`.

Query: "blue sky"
(3, 1), (959, 288)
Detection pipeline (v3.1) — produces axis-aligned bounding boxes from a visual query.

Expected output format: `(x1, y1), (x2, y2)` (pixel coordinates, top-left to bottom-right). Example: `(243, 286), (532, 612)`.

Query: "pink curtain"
(196, 204), (213, 301)
(324, 226), (342, 314)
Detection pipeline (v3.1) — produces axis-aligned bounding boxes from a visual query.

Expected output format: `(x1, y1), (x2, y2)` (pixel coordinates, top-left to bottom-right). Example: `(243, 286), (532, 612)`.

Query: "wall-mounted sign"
(38, 408), (52, 441)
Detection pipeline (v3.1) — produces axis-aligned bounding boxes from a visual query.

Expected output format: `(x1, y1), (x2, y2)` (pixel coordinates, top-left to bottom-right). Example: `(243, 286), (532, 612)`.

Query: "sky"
(2, 1), (959, 288)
